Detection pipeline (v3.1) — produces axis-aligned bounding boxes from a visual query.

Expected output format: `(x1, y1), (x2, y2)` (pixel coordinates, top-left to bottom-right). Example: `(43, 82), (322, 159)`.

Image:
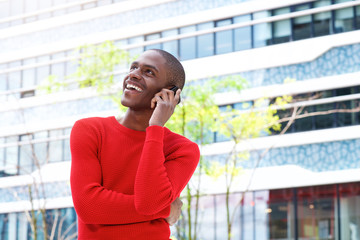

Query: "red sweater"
(70, 116), (200, 239)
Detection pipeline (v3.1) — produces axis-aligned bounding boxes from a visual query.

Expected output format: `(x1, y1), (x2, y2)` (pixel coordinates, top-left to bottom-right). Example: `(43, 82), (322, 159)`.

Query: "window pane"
(253, 11), (272, 47)
(63, 128), (71, 161)
(273, 8), (291, 44)
(294, 106), (314, 132)
(215, 19), (233, 54)
(19, 135), (34, 175)
(5, 136), (19, 175)
(234, 15), (252, 51)
(314, 90), (334, 129)
(10, 0), (23, 16)
(293, 4), (312, 40)
(8, 61), (21, 99)
(197, 22), (214, 58)
(313, 0), (332, 37)
(145, 33), (161, 50)
(268, 189), (295, 239)
(0, 214), (9, 238)
(179, 25), (196, 60)
(38, 0), (52, 19)
(33, 131), (49, 165)
(356, 6), (360, 29)
(334, 0), (354, 33)
(51, 52), (66, 81)
(0, 138), (5, 175)
(22, 58), (36, 88)
(240, 192), (254, 239)
(162, 29), (178, 57)
(339, 183), (360, 240)
(128, 36), (144, 58)
(48, 129), (64, 163)
(297, 185), (337, 240)
(0, 64), (7, 102)
(17, 212), (28, 240)
(0, 1), (10, 28)
(36, 55), (51, 85)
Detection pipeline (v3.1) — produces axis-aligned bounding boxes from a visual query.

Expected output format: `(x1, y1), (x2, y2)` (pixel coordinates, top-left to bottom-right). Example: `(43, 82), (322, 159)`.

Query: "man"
(70, 49), (200, 239)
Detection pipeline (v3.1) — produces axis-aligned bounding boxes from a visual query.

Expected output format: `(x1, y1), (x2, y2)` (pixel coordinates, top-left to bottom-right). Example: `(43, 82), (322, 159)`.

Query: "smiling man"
(70, 49), (200, 239)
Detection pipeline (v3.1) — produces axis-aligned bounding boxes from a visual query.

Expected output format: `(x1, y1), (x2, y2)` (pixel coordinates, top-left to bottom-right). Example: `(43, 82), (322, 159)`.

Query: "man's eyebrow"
(131, 61), (159, 73)
(143, 64), (159, 73)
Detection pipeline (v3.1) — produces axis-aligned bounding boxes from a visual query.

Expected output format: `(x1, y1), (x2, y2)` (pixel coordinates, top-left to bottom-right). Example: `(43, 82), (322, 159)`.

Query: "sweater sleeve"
(70, 120), (170, 225)
(134, 126), (200, 215)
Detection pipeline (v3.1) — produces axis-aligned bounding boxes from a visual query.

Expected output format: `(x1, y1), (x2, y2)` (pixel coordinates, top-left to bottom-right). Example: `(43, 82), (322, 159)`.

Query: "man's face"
(121, 50), (168, 110)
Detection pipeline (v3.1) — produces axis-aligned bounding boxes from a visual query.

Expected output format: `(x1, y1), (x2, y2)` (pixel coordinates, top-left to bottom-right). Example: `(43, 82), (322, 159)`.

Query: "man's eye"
(130, 66), (138, 71)
(146, 69), (154, 75)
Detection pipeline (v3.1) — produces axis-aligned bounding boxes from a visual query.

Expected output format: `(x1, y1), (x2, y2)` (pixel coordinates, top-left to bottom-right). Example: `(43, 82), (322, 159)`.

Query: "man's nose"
(129, 68), (141, 80)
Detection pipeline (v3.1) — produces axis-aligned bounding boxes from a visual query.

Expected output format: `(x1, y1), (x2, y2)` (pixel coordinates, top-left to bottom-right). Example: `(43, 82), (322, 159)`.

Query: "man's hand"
(165, 198), (183, 226)
(149, 88), (181, 127)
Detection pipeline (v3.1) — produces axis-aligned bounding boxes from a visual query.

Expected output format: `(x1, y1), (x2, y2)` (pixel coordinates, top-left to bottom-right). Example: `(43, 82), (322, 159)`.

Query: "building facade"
(0, 0), (360, 239)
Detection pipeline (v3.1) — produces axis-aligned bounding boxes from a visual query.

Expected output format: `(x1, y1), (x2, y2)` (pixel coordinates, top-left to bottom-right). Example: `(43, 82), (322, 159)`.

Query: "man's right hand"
(165, 198), (183, 226)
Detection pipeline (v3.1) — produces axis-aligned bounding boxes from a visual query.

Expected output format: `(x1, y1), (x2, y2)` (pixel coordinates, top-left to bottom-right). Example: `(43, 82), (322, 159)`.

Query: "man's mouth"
(125, 83), (143, 92)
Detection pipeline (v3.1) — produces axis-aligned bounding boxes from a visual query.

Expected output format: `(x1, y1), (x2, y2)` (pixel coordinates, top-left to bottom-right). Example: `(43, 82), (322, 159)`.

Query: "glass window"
(314, 90), (334, 129)
(19, 134), (34, 175)
(24, 0), (38, 23)
(36, 55), (51, 85)
(253, 11), (272, 47)
(48, 129), (64, 163)
(313, 0), (332, 37)
(10, 0), (23, 16)
(8, 61), (21, 99)
(335, 87), (358, 127)
(215, 19), (233, 54)
(294, 106), (315, 132)
(240, 192), (255, 239)
(339, 183), (360, 240)
(22, 58), (36, 88)
(197, 22), (214, 58)
(53, 0), (67, 16)
(98, 0), (112, 6)
(17, 212), (28, 240)
(128, 36), (144, 59)
(51, 52), (66, 81)
(33, 131), (49, 166)
(63, 128), (71, 161)
(179, 25), (196, 60)
(0, 1), (10, 29)
(0, 138), (5, 174)
(65, 50), (78, 77)
(233, 14), (252, 51)
(297, 185), (337, 240)
(38, 0), (52, 19)
(356, 6), (360, 29)
(5, 136), (19, 175)
(145, 33), (161, 51)
(273, 8), (291, 44)
(334, 0), (355, 33)
(162, 29), (178, 57)
(0, 213), (9, 238)
(83, 2), (97, 10)
(0, 64), (7, 102)
(268, 189), (295, 239)
(293, 4), (312, 40)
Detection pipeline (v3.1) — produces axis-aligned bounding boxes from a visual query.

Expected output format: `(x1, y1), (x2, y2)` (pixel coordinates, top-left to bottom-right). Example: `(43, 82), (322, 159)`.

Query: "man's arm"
(70, 120), (170, 225)
(134, 126), (200, 215)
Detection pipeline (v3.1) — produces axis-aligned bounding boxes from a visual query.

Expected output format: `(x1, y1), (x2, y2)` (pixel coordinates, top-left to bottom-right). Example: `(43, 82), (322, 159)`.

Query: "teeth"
(126, 83), (143, 92)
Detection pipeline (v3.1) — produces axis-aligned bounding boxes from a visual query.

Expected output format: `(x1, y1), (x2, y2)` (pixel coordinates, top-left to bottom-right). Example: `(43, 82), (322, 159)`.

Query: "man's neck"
(118, 109), (153, 132)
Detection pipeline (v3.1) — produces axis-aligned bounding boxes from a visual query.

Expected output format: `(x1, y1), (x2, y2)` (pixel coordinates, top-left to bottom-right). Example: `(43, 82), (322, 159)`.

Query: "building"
(0, 0), (360, 239)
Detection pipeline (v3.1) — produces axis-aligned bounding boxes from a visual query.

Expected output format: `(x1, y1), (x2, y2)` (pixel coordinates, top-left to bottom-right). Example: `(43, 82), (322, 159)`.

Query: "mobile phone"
(170, 86), (181, 104)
